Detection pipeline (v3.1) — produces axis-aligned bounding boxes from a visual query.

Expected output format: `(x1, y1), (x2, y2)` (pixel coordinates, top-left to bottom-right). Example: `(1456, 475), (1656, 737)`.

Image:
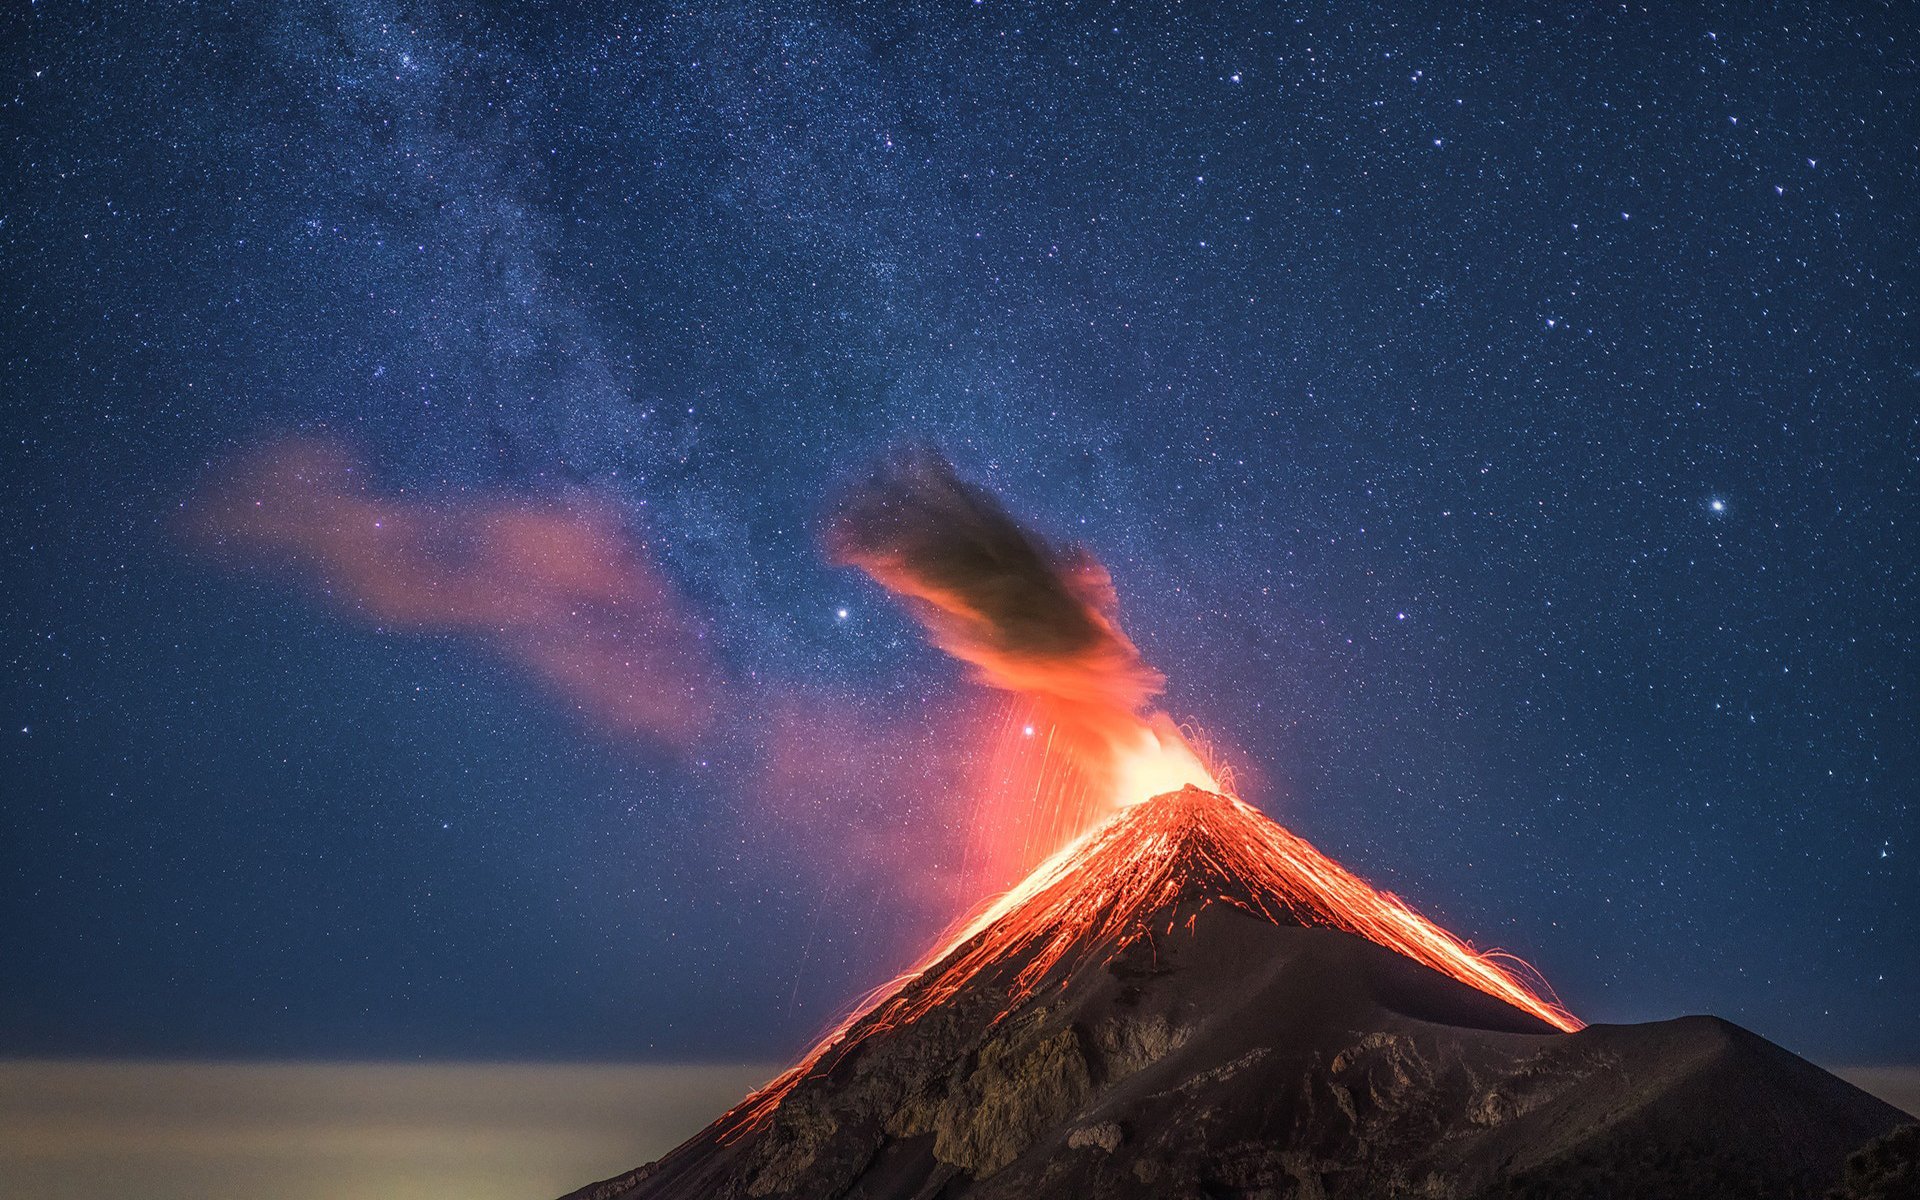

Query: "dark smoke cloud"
(178, 438), (717, 748)
(825, 450), (1162, 749)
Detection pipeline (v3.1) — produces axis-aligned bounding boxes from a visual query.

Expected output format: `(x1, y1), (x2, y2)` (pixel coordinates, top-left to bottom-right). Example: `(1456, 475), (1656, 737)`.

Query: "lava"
(954, 702), (1220, 898)
(723, 784), (1581, 1140)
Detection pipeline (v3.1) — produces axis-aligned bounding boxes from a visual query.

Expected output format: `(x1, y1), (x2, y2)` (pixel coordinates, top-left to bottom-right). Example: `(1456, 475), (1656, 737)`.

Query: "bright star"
(1709, 498), (1726, 513)
(836, 608), (849, 621)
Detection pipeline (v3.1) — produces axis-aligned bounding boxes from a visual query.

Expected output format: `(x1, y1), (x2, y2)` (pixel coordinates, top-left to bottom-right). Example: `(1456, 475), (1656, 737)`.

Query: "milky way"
(2, 3), (1914, 1064)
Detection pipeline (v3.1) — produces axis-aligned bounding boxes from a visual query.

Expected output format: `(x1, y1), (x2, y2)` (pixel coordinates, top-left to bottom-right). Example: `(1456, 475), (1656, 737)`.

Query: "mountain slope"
(563, 788), (1908, 1199)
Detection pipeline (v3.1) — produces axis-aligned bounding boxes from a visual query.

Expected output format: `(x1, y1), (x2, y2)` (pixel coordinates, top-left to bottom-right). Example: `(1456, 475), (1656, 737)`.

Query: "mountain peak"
(951, 785), (1579, 1034)
(702, 786), (1577, 1144)
(561, 784), (1909, 1200)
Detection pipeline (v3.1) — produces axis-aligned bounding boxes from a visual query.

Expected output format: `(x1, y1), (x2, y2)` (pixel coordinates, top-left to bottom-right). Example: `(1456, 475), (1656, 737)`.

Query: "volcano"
(564, 788), (1909, 1200)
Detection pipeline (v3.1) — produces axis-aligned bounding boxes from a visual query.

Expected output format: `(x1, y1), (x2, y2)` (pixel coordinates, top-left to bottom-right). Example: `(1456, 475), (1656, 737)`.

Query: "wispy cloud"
(178, 438), (719, 749)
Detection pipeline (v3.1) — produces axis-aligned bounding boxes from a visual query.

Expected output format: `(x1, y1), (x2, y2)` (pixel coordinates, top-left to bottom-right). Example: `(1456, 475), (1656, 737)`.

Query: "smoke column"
(826, 451), (1213, 837)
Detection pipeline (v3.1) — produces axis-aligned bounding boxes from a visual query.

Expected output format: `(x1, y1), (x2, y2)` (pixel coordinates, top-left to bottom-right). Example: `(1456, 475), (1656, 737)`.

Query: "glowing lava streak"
(958, 704), (1220, 898)
(722, 784), (1582, 1140)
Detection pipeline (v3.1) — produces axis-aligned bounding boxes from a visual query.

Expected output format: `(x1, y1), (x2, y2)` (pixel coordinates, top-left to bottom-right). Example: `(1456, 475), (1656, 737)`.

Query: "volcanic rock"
(562, 787), (1911, 1199)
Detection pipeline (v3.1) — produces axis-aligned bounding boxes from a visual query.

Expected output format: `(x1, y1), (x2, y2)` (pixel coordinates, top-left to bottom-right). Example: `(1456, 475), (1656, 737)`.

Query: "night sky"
(4, 2), (1914, 1070)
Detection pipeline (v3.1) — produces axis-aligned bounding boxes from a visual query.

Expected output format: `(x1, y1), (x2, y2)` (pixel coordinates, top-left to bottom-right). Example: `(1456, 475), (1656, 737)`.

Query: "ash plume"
(826, 452), (1167, 796)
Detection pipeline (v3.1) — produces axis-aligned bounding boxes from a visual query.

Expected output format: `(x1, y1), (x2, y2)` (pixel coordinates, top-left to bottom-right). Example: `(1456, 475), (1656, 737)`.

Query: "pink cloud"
(179, 438), (718, 749)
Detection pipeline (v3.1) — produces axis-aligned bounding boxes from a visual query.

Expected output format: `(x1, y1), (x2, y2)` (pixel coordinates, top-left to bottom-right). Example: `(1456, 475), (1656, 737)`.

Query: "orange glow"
(721, 779), (1581, 1140)
(828, 453), (1183, 841)
(949, 705), (1220, 901)
(1111, 714), (1220, 807)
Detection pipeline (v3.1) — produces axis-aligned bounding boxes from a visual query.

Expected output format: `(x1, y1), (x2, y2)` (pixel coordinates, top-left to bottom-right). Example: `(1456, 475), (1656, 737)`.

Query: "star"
(10, 0), (1903, 1083)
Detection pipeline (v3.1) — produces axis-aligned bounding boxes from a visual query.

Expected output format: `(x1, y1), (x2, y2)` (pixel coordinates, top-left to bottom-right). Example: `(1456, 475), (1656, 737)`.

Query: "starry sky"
(4, 2), (1915, 1068)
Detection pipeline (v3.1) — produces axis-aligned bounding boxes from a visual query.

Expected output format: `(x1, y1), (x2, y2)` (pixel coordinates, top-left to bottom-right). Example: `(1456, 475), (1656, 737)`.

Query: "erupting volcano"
(565, 785), (1905, 1200)
(719, 782), (1577, 1141)
(561, 458), (1909, 1200)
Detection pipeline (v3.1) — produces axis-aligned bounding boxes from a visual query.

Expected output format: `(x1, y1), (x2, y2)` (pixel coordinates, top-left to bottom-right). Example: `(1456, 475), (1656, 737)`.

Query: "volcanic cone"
(563, 788), (1910, 1200)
